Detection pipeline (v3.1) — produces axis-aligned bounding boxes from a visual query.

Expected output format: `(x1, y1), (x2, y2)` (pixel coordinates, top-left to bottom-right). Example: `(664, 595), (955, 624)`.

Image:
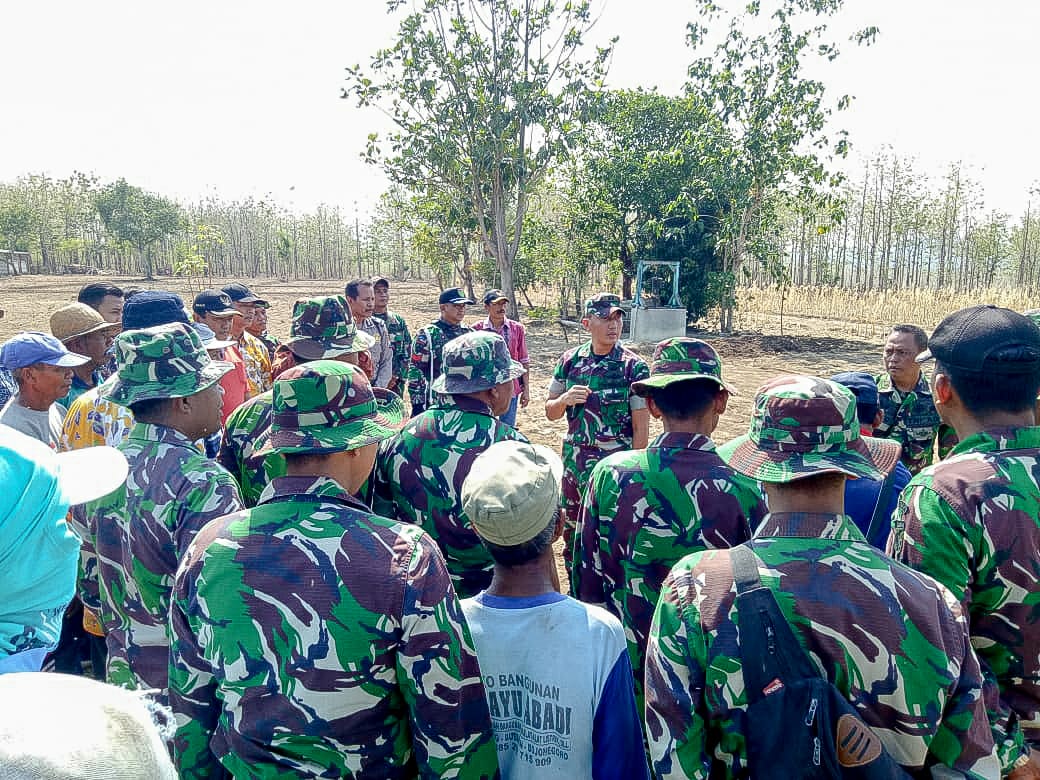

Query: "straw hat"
(49, 303), (120, 344)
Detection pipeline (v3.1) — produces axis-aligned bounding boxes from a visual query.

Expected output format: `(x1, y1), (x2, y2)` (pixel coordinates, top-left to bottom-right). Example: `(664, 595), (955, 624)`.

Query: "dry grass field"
(4, 273), (989, 589)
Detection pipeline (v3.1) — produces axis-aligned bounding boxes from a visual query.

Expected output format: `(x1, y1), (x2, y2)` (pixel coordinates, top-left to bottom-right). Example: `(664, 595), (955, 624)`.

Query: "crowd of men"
(0, 277), (1038, 780)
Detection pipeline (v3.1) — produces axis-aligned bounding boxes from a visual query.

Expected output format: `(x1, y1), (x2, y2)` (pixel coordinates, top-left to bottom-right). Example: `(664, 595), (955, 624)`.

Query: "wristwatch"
(1012, 750), (1033, 771)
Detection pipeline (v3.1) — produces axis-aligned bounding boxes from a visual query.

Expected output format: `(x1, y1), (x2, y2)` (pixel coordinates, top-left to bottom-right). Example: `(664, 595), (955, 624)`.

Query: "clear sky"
(1, 0), (1036, 219)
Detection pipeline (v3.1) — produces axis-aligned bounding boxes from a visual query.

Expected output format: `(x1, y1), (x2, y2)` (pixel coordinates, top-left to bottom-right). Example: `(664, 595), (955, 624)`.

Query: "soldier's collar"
(258, 475), (366, 509)
(654, 431), (716, 451)
(753, 512), (865, 543)
(449, 394), (494, 416)
(129, 421), (199, 450)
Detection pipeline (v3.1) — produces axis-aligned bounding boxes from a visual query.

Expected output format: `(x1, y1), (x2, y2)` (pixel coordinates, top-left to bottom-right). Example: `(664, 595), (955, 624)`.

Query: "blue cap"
(0, 332), (89, 370)
(829, 371), (879, 409)
(121, 291), (189, 330)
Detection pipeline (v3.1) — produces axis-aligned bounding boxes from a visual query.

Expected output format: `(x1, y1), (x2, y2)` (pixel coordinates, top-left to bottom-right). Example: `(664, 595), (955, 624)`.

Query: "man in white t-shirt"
(460, 440), (649, 780)
(0, 332), (89, 448)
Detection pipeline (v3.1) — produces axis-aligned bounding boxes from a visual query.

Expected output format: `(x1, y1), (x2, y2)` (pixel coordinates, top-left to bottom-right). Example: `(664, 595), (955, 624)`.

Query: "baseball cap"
(100, 323), (233, 407)
(121, 291), (190, 330)
(0, 332), (90, 370)
(461, 440), (563, 547)
(482, 289), (508, 306)
(222, 282), (268, 307)
(255, 360), (405, 457)
(829, 371), (879, 411)
(191, 322), (235, 351)
(0, 672), (175, 778)
(49, 303), (120, 344)
(373, 276), (390, 288)
(717, 375), (900, 483)
(917, 305), (1040, 375)
(193, 289), (241, 318)
(430, 331), (525, 395)
(285, 296), (375, 360)
(631, 338), (734, 395)
(585, 292), (624, 319)
(439, 287), (475, 305)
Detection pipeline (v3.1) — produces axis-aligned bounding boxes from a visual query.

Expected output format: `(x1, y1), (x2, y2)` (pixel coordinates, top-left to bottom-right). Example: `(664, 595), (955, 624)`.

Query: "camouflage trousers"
(560, 443), (612, 572)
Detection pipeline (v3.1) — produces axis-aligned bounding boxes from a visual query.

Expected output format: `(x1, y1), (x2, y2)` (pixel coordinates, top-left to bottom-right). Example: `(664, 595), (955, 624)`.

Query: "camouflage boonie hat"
(631, 337), (734, 396)
(285, 295), (375, 360)
(717, 375), (900, 483)
(254, 360), (405, 457)
(99, 322), (233, 407)
(585, 292), (624, 319)
(430, 331), (525, 395)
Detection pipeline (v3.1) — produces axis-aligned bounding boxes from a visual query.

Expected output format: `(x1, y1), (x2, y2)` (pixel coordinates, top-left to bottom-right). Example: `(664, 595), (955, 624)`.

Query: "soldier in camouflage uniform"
(646, 375), (999, 779)
(218, 295), (374, 506)
(407, 286), (473, 416)
(545, 293), (650, 570)
(571, 338), (765, 714)
(374, 330), (527, 597)
(373, 277), (412, 396)
(889, 305), (1040, 778)
(79, 323), (242, 696)
(169, 360), (499, 779)
(875, 323), (957, 474)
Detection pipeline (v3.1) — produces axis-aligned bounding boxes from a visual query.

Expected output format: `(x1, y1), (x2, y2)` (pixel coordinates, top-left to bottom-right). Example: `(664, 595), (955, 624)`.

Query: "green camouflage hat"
(99, 322), (233, 407)
(255, 360), (405, 457)
(631, 337), (734, 395)
(430, 331), (525, 395)
(585, 292), (624, 319)
(285, 295), (375, 360)
(716, 374), (899, 483)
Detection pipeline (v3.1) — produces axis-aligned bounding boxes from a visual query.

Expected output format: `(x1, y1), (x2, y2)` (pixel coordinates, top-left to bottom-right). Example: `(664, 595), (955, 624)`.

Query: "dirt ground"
(0, 274), (888, 588)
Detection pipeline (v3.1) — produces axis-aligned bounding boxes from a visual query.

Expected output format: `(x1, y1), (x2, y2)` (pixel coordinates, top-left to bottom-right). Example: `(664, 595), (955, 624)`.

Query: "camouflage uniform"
(374, 310), (412, 393)
(219, 297), (374, 505)
(374, 331), (527, 597)
(86, 324), (242, 695)
(874, 372), (957, 474)
(407, 319), (471, 414)
(889, 426), (1040, 770)
(548, 298), (649, 566)
(217, 390), (283, 507)
(646, 515), (998, 779)
(646, 376), (998, 779)
(572, 432), (764, 710)
(571, 338), (765, 714)
(169, 360), (498, 779)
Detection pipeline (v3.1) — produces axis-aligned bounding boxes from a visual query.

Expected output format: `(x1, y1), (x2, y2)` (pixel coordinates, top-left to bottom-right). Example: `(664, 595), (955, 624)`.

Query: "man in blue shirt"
(831, 371), (912, 548)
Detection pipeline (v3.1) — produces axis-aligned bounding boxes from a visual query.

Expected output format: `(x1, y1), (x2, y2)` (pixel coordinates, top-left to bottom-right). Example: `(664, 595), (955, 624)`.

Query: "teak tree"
(345, 0), (613, 317)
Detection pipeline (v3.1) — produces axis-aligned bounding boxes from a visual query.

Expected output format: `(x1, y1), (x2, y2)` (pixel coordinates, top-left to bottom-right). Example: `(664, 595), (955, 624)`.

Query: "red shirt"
(219, 345), (249, 423)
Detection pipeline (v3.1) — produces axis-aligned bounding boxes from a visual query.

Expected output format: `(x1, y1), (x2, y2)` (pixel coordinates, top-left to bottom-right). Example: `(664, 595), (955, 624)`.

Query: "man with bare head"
(875, 323), (956, 474)
(345, 278), (392, 388)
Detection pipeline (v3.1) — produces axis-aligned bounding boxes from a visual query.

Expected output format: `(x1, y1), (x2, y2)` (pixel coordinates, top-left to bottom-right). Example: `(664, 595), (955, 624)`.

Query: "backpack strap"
(865, 467), (898, 546)
(732, 544), (821, 702)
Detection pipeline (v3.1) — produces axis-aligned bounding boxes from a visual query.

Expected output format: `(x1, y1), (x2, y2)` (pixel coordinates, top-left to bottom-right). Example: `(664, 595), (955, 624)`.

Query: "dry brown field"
(0, 274), (950, 588)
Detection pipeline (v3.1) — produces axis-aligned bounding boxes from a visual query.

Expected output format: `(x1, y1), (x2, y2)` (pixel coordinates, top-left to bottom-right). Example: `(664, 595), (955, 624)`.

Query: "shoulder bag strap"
(732, 544), (821, 702)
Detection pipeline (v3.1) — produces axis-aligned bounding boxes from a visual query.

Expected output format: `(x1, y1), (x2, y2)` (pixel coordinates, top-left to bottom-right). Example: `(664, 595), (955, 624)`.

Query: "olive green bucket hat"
(631, 337), (735, 396)
(430, 331), (525, 395)
(254, 360), (405, 457)
(285, 295), (375, 360)
(717, 374), (899, 483)
(99, 322), (232, 407)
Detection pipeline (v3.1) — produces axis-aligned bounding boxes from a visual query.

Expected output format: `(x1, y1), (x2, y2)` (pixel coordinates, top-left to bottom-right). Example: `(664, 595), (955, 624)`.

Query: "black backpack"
(731, 544), (913, 778)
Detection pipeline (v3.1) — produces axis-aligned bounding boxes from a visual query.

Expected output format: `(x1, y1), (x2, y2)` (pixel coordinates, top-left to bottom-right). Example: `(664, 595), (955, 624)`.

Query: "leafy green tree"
(568, 89), (732, 319)
(95, 178), (181, 279)
(0, 197), (33, 274)
(685, 0), (876, 330)
(346, 0), (613, 316)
